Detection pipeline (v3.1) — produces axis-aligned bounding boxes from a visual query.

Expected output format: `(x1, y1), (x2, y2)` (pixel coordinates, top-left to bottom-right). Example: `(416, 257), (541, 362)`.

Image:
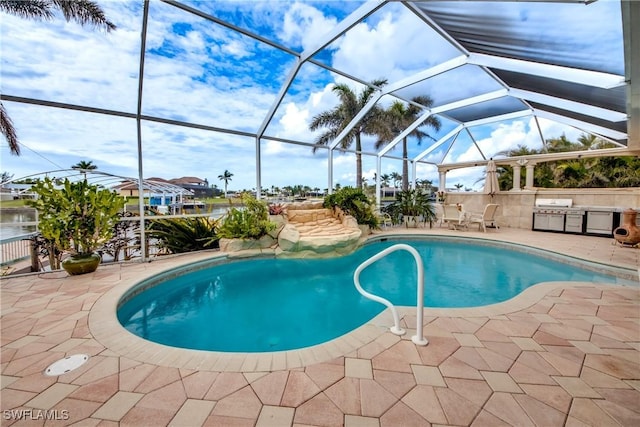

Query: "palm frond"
(0, 0), (53, 20)
(52, 0), (116, 31)
(0, 102), (20, 155)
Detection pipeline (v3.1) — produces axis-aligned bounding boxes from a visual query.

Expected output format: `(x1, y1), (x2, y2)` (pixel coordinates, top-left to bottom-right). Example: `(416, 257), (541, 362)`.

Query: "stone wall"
(444, 187), (639, 229)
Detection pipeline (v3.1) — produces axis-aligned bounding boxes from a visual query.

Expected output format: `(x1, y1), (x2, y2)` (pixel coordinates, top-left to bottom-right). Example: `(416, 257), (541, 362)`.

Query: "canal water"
(0, 209), (38, 240)
(0, 207), (230, 240)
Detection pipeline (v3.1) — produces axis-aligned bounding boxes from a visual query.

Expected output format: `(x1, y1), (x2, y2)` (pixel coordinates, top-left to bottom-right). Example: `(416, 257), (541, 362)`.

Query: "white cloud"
(278, 103), (310, 140)
(469, 121), (530, 162)
(275, 82), (341, 142)
(222, 39), (252, 58)
(281, 2), (339, 51)
(362, 168), (377, 182)
(0, 0), (621, 193)
(535, 117), (584, 144)
(331, 6), (459, 83)
(450, 117), (586, 165)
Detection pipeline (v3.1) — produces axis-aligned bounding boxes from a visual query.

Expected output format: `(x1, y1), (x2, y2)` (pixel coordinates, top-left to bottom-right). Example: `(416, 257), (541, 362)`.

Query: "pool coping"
(88, 235), (639, 373)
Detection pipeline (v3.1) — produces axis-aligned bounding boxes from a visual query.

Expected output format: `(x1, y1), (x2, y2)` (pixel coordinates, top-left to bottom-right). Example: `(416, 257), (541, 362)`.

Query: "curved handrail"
(353, 243), (428, 346)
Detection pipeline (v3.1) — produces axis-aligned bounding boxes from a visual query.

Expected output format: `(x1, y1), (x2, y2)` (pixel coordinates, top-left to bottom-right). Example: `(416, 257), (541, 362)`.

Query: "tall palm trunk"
(355, 133), (363, 188)
(402, 137), (409, 191)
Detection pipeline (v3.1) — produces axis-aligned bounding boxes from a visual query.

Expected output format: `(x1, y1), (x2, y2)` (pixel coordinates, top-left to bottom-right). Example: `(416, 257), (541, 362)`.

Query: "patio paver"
(1, 228), (638, 426)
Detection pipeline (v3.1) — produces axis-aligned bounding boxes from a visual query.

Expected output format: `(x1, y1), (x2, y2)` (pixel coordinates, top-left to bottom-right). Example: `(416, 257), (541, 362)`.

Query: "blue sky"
(1, 0), (621, 192)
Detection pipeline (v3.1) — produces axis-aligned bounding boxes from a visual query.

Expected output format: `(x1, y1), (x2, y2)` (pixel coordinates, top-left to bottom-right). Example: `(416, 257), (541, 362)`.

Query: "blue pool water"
(117, 238), (636, 352)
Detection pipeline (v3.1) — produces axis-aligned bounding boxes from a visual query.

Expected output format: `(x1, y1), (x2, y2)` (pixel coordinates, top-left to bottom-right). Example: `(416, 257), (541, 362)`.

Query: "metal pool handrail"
(353, 243), (428, 346)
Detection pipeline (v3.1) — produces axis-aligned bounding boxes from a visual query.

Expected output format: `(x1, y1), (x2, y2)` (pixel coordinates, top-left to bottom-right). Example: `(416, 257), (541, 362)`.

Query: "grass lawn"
(0, 199), (31, 208)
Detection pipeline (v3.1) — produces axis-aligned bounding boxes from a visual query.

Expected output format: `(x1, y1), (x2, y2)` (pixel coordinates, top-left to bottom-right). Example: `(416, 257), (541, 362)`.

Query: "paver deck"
(1, 227), (639, 426)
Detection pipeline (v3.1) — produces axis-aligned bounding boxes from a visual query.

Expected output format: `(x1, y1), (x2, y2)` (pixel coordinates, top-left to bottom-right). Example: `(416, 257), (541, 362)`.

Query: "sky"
(0, 0), (624, 193)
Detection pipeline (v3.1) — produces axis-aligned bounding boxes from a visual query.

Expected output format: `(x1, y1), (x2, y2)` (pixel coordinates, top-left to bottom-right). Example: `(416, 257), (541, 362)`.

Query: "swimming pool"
(117, 236), (637, 353)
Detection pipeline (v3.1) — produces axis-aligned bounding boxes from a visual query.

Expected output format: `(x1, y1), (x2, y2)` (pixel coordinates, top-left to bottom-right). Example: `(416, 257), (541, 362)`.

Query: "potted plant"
(27, 177), (125, 275)
(383, 189), (436, 228)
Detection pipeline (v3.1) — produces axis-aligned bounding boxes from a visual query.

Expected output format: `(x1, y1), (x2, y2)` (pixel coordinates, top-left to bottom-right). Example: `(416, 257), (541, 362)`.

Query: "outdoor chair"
(440, 204), (465, 228)
(468, 204), (500, 232)
(376, 210), (394, 229)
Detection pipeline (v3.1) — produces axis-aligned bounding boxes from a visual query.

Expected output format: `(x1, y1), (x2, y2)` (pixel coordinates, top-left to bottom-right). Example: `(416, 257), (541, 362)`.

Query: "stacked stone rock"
(218, 200), (364, 258)
(277, 201), (363, 258)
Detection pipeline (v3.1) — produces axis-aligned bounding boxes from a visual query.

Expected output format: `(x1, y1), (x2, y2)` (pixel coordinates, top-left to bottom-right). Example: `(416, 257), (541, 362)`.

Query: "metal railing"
(353, 243), (428, 346)
(0, 232), (37, 267)
(0, 212), (222, 273)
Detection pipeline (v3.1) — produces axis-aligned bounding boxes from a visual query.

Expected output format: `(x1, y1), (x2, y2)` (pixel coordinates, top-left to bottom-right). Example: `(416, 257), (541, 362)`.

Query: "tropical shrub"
(323, 186), (379, 228)
(383, 189), (436, 224)
(147, 216), (219, 254)
(217, 193), (276, 239)
(27, 178), (125, 257)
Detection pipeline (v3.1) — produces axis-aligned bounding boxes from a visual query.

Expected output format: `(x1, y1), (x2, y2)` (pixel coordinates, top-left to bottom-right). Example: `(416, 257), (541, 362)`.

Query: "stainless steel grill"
(533, 199), (622, 236)
(533, 199), (565, 232)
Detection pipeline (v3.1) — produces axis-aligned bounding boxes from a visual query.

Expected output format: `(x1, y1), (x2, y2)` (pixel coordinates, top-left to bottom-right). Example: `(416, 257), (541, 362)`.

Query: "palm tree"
(417, 178), (433, 192)
(1, 171), (14, 183)
(0, 0), (116, 155)
(390, 171), (401, 197)
(71, 160), (97, 170)
(309, 79), (388, 188)
(218, 170), (233, 198)
(376, 96), (441, 191)
(380, 173), (390, 188)
(379, 173), (390, 197)
(72, 160), (97, 180)
(546, 134), (576, 153)
(609, 157), (640, 187)
(576, 133), (617, 151)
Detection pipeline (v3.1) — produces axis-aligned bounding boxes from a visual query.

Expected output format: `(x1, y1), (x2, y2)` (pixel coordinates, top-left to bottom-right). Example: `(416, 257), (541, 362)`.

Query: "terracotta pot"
(613, 209), (640, 246)
(62, 253), (101, 275)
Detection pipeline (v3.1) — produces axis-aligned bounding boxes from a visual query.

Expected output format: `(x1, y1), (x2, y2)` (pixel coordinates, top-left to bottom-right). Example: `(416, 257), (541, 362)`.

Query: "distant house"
(113, 176), (219, 199)
(169, 177), (220, 198)
(112, 180), (160, 197)
(112, 178), (191, 198)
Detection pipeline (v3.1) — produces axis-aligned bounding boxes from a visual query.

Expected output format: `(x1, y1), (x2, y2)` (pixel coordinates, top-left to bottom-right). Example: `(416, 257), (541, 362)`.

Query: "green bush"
(147, 217), (219, 254)
(323, 187), (379, 228)
(217, 193), (276, 239)
(383, 189), (436, 224)
(27, 177), (124, 257)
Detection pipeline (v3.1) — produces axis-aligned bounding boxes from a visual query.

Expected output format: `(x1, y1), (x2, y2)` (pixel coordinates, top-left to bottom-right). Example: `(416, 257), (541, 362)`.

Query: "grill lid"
(535, 198), (573, 208)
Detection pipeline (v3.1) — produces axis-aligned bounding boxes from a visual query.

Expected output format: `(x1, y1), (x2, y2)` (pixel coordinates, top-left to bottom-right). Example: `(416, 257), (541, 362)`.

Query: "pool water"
(117, 238), (635, 352)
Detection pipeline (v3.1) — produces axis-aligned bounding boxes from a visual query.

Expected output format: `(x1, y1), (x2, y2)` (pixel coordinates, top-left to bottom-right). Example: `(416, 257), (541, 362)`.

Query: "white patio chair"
(376, 210), (393, 229)
(468, 204), (500, 232)
(441, 204), (465, 229)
